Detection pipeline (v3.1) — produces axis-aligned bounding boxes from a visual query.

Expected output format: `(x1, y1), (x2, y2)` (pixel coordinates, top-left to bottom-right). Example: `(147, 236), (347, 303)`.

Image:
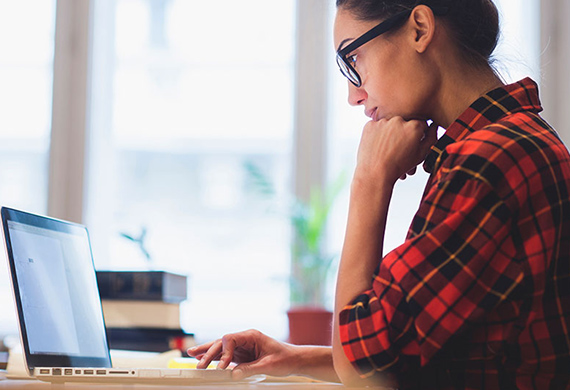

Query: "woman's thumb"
(232, 361), (262, 381)
(420, 121), (438, 155)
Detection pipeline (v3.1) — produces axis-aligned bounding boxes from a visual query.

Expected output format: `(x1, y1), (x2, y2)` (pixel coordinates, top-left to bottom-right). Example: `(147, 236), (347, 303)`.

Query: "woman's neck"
(434, 66), (504, 129)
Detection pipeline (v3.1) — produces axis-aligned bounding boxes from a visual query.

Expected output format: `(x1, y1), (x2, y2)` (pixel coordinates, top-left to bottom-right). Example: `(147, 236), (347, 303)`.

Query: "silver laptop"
(1, 206), (232, 385)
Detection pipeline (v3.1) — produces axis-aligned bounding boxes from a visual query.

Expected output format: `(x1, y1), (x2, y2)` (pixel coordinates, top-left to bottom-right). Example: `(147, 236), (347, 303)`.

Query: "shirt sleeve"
(339, 159), (525, 379)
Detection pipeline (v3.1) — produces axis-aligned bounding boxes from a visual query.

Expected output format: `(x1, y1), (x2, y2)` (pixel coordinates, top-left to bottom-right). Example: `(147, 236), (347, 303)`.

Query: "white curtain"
(540, 0), (570, 143)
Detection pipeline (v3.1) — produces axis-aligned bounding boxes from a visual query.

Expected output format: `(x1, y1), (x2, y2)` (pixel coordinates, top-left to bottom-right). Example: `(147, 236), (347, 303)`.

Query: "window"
(0, 0), (55, 334)
(86, 0), (296, 342)
(0, 1), (54, 213)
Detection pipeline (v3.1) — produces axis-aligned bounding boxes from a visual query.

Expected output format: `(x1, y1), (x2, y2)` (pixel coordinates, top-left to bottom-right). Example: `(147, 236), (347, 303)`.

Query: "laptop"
(0, 206), (232, 385)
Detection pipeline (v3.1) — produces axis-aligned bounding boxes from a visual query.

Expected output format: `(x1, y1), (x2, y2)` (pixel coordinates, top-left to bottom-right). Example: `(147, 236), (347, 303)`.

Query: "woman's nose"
(347, 82), (366, 106)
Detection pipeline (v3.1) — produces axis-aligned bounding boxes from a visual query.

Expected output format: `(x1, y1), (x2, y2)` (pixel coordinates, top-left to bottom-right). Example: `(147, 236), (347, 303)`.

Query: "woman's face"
(333, 8), (438, 122)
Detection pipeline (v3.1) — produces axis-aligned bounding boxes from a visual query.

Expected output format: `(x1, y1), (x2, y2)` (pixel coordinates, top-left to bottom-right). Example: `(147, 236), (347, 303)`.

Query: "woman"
(189, 1), (570, 388)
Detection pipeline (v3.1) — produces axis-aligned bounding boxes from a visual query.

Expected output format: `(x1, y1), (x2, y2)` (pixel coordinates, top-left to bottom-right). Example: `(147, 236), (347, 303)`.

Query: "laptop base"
(34, 366), (233, 385)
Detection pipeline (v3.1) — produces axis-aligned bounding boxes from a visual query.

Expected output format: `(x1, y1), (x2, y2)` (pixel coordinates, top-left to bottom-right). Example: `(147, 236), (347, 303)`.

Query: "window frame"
(48, 0), (92, 223)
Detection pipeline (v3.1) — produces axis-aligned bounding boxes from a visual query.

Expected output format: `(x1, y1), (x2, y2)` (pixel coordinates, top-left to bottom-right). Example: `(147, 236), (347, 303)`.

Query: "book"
(102, 300), (181, 329)
(106, 327), (196, 353)
(96, 271), (187, 303)
(0, 351), (7, 370)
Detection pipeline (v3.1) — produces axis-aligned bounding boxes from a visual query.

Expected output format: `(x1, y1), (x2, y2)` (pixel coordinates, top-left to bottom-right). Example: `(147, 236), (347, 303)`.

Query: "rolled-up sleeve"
(339, 165), (522, 379)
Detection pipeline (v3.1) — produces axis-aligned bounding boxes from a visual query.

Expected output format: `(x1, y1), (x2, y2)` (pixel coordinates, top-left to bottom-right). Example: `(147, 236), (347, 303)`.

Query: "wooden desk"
(0, 374), (350, 390)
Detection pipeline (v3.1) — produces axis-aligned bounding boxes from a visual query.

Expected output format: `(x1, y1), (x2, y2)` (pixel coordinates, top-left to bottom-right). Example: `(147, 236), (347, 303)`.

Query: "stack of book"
(96, 270), (195, 353)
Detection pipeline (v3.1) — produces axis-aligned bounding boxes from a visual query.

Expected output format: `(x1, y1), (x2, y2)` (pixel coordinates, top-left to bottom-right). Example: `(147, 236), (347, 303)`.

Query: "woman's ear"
(409, 5), (436, 53)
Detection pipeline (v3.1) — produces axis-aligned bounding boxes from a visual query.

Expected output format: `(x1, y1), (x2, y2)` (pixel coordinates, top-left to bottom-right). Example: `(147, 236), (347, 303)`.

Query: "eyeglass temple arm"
(337, 5), (450, 57)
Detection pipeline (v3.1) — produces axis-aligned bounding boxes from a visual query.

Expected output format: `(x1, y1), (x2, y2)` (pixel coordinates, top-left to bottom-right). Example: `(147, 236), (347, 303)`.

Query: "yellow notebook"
(168, 357), (218, 370)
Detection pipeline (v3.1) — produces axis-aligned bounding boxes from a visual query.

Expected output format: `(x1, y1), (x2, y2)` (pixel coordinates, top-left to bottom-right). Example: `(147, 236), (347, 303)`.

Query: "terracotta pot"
(287, 307), (333, 346)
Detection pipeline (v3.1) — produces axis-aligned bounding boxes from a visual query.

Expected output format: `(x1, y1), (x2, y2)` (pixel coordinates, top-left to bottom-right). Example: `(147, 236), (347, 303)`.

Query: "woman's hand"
(187, 330), (300, 380)
(355, 117), (438, 186)
(188, 330), (338, 382)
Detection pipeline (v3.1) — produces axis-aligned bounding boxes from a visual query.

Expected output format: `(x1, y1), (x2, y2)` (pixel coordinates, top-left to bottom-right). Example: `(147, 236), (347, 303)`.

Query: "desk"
(0, 374), (350, 390)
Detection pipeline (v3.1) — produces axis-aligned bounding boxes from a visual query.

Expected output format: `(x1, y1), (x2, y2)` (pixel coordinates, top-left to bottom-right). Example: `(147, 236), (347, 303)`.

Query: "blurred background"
(0, 0), (566, 344)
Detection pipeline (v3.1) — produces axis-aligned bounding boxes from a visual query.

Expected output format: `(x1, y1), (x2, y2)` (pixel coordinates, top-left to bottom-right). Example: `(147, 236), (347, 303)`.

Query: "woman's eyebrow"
(337, 38), (354, 52)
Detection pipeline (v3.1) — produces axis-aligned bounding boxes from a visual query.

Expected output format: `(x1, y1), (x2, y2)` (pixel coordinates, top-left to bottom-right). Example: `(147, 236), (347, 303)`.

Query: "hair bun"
(448, 0), (500, 61)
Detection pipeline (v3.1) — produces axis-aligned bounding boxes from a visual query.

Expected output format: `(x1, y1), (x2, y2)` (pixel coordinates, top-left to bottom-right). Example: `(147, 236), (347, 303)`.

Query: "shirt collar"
(423, 77), (543, 173)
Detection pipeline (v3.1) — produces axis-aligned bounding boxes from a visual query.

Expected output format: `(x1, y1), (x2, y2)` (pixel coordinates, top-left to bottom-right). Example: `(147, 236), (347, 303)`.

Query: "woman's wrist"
(294, 345), (339, 382)
(351, 169), (395, 213)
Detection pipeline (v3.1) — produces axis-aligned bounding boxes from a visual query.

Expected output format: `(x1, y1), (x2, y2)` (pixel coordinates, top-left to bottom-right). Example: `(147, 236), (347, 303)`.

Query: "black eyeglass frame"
(336, 6), (449, 87)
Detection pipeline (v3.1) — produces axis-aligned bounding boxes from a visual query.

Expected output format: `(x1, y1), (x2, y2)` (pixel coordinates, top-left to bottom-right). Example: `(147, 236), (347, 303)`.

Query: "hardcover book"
(102, 300), (182, 329)
(106, 327), (196, 353)
(96, 271), (187, 303)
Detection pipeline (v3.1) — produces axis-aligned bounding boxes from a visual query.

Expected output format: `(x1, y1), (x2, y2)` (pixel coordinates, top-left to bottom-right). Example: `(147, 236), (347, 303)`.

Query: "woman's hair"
(336, 0), (500, 70)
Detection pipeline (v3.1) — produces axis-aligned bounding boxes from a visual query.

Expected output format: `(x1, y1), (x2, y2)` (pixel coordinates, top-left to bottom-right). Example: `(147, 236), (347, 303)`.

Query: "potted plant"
(287, 183), (344, 345)
(245, 162), (345, 345)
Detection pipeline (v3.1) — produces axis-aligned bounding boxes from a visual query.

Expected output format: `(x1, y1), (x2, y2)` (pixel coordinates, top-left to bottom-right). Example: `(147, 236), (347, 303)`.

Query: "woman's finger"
(196, 339), (223, 369)
(217, 335), (238, 369)
(187, 340), (215, 357)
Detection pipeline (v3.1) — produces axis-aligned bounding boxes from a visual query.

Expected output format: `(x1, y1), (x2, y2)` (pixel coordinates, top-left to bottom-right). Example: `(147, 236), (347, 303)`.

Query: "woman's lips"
(366, 107), (378, 120)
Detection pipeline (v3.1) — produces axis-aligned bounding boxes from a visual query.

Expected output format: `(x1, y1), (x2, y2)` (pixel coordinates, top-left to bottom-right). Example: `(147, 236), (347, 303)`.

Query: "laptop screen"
(2, 207), (111, 371)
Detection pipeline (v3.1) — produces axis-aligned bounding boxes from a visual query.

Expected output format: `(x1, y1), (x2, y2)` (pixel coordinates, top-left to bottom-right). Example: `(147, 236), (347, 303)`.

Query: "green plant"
(119, 227), (152, 263)
(245, 161), (346, 308)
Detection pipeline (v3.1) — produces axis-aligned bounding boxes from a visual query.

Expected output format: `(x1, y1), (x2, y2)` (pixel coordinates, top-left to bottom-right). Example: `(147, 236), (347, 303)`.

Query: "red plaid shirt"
(339, 78), (570, 389)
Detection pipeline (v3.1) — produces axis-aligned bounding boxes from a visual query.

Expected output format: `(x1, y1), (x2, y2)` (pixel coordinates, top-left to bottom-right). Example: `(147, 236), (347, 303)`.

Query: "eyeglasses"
(336, 5), (451, 87)
(336, 10), (412, 88)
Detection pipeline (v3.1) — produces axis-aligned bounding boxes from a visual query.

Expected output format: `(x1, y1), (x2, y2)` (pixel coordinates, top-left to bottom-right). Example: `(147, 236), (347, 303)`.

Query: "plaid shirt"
(339, 78), (570, 389)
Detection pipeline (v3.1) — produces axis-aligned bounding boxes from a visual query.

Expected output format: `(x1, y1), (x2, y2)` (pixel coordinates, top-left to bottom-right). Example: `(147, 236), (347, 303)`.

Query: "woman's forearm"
(294, 345), (339, 383)
(332, 172), (394, 386)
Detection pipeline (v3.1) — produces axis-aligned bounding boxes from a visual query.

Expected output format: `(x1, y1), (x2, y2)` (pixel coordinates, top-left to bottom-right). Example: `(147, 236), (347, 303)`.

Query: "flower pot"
(287, 307), (333, 346)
